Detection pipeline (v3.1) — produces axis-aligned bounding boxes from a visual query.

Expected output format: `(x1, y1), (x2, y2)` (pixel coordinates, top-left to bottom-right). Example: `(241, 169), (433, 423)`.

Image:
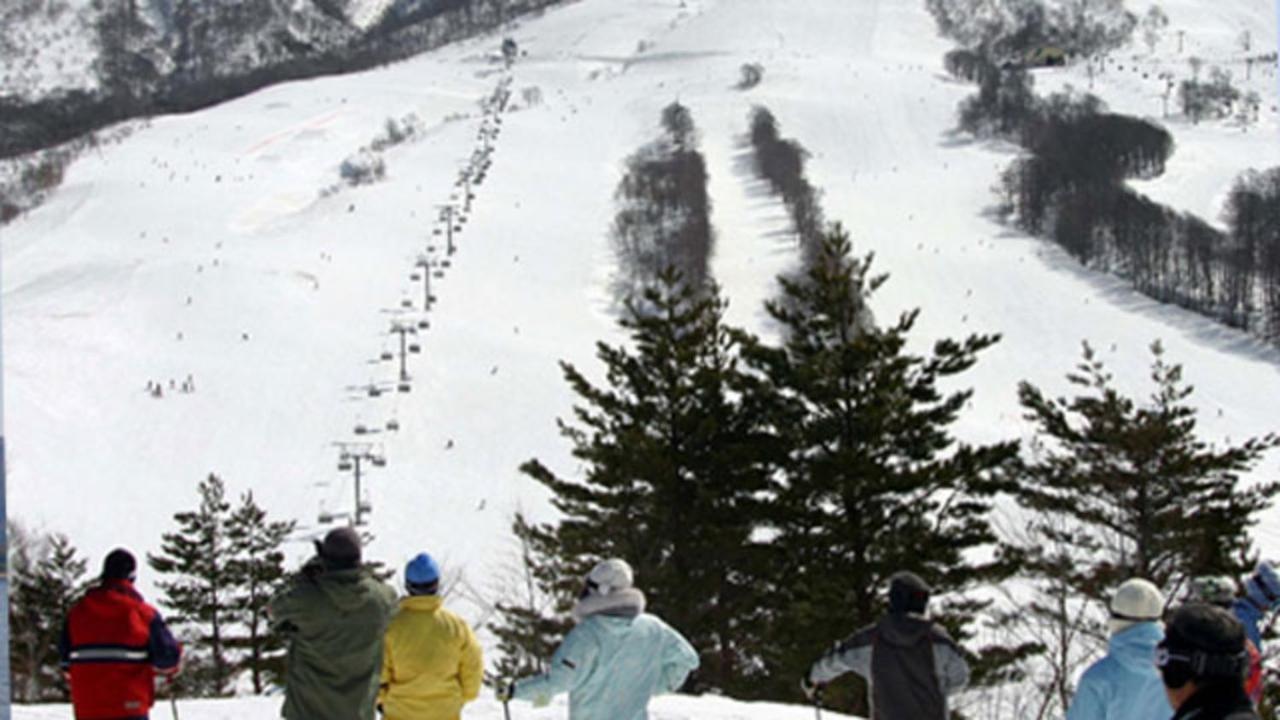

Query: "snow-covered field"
(3, 0), (1280, 714)
(11, 692), (857, 720)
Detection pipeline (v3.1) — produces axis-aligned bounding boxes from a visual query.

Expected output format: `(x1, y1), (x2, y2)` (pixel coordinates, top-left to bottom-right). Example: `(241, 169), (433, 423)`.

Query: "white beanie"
(585, 558), (634, 597)
(1109, 578), (1165, 636)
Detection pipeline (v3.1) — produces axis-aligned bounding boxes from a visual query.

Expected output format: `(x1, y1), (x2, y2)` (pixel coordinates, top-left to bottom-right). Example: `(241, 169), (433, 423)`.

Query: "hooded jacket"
(59, 579), (182, 720)
(809, 613), (969, 720)
(377, 595), (483, 720)
(1065, 622), (1172, 720)
(1233, 598), (1266, 651)
(269, 562), (398, 720)
(1172, 681), (1261, 720)
(512, 589), (699, 720)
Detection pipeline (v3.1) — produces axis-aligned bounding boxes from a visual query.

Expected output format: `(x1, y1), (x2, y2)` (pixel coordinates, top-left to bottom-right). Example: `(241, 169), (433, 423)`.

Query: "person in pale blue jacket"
(495, 558), (699, 719)
(1066, 578), (1171, 720)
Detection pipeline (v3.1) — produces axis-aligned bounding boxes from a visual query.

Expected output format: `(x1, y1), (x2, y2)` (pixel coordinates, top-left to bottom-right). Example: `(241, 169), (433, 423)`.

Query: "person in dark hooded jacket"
(269, 527), (398, 720)
(801, 571), (969, 720)
(1158, 603), (1260, 720)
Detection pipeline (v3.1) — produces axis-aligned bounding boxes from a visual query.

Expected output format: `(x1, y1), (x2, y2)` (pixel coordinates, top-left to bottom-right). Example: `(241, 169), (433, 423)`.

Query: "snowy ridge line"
(315, 72), (516, 532)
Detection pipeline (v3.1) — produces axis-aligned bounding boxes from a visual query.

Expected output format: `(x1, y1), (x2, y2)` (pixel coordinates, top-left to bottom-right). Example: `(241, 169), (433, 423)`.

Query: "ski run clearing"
(4, 0), (1280, 716)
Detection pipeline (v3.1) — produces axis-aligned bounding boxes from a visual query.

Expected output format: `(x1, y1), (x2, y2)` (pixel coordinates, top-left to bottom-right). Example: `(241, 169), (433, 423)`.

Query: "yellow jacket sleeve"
(378, 629), (394, 705)
(459, 622), (483, 701)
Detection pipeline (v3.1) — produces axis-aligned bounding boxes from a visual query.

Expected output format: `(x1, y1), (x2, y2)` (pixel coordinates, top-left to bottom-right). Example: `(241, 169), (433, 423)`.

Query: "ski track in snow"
(4, 0), (1280, 700)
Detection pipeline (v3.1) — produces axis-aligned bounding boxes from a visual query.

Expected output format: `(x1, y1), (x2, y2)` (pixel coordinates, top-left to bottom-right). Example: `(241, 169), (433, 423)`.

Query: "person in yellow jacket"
(378, 552), (483, 720)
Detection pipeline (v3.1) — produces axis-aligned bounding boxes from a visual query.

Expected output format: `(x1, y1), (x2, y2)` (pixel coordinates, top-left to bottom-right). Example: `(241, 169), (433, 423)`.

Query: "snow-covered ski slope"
(4, 0), (1280, 664)
(11, 693), (857, 720)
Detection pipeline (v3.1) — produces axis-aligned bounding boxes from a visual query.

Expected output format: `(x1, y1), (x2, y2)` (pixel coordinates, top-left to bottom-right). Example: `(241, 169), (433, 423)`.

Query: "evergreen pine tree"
(225, 490), (294, 694)
(1015, 341), (1280, 599)
(741, 224), (1022, 710)
(148, 473), (237, 697)
(487, 512), (578, 682)
(517, 270), (777, 693)
(8, 524), (88, 701)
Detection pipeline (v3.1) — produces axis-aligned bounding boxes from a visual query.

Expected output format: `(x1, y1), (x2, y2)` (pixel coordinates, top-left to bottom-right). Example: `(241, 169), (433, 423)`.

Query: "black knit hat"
(317, 527), (362, 569)
(102, 548), (137, 581)
(888, 571), (931, 614)
(1161, 603), (1248, 681)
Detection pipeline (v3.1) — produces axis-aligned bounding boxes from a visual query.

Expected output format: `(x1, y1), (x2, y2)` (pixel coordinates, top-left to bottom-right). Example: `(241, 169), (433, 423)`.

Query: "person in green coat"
(270, 527), (398, 720)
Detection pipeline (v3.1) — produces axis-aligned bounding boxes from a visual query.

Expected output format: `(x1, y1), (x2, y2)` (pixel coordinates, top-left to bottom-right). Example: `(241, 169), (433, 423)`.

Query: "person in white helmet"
(1065, 578), (1172, 720)
(495, 558), (699, 720)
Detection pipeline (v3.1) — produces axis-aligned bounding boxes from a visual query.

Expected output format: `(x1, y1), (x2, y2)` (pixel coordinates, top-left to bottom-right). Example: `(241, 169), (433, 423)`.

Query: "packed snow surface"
(11, 693), (859, 719)
(4, 0), (1280, 693)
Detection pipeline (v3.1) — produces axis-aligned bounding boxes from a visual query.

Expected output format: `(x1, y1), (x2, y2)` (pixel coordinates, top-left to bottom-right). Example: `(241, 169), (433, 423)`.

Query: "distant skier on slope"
(1191, 575), (1265, 705)
(378, 552), (483, 720)
(59, 548), (183, 720)
(495, 558), (699, 719)
(801, 571), (969, 720)
(1157, 603), (1260, 720)
(1065, 578), (1171, 720)
(269, 527), (397, 720)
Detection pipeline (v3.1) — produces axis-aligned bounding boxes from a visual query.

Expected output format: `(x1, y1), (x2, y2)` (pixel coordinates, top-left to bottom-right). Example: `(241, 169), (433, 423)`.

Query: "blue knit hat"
(405, 553), (441, 595)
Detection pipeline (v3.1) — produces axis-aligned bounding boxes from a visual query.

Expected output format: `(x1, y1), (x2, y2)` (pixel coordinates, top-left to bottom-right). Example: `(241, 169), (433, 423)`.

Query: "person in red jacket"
(59, 548), (182, 720)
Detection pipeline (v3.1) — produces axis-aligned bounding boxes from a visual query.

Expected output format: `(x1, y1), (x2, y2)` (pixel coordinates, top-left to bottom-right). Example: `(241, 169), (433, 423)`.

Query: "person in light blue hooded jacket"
(496, 558), (699, 719)
(1065, 578), (1172, 720)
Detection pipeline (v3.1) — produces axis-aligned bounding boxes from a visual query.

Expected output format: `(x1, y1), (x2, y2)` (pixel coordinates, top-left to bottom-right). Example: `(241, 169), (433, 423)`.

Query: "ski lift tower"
(458, 169), (476, 213)
(435, 204), (461, 256)
(333, 442), (386, 526)
(389, 320), (419, 391)
(411, 254), (439, 313)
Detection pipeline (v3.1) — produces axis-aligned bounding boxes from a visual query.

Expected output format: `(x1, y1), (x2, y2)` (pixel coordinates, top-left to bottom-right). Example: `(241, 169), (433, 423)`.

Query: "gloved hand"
(800, 673), (824, 701)
(495, 681), (515, 702)
(301, 554), (325, 582)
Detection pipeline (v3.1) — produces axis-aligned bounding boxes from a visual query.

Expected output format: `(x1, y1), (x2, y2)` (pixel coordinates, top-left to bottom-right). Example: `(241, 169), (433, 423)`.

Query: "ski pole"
(503, 699), (512, 720)
(812, 687), (823, 720)
(169, 678), (180, 720)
